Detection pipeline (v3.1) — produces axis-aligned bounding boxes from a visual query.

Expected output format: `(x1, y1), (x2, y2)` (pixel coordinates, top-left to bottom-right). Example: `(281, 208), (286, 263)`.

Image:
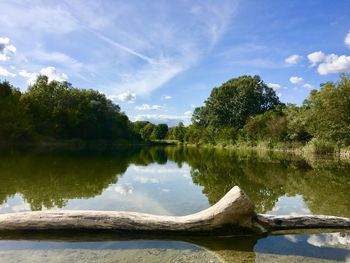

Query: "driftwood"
(0, 186), (349, 235)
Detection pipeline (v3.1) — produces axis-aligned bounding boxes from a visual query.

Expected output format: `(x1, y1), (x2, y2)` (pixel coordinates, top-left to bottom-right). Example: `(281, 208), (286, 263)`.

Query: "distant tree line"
(0, 76), (140, 144)
(2, 74), (350, 152)
(164, 75), (350, 153)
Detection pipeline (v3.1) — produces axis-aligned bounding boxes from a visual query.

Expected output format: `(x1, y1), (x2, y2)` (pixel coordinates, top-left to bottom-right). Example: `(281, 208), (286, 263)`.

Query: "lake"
(0, 146), (349, 262)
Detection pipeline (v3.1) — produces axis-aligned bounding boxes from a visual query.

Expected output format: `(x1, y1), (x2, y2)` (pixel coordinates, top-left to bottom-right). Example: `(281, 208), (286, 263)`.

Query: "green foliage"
(302, 75), (350, 145)
(180, 74), (350, 154)
(167, 122), (186, 142)
(242, 106), (288, 142)
(285, 104), (312, 142)
(0, 77), (139, 144)
(151, 124), (168, 140)
(132, 121), (151, 134)
(195, 75), (281, 129)
(303, 138), (336, 155)
(0, 81), (32, 141)
(139, 123), (155, 140)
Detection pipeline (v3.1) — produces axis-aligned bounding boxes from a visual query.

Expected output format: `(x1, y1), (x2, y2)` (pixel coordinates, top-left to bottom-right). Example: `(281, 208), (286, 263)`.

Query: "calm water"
(0, 146), (349, 262)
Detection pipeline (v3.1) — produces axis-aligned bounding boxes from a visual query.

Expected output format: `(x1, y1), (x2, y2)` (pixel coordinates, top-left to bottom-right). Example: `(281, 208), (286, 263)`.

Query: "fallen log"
(0, 186), (348, 235)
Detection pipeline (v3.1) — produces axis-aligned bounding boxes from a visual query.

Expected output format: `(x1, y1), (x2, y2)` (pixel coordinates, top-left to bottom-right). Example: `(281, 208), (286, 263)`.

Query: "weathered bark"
(0, 186), (259, 234)
(256, 214), (350, 231)
(0, 186), (349, 234)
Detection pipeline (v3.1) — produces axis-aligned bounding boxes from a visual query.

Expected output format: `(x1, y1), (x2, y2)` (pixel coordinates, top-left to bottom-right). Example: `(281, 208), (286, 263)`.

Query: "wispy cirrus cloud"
(77, 1), (237, 97)
(0, 1), (236, 99)
(28, 49), (83, 71)
(0, 2), (79, 34)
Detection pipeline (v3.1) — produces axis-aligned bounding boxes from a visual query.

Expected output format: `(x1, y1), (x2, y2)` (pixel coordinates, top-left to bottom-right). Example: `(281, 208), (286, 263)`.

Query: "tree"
(20, 76), (138, 141)
(151, 124), (168, 140)
(140, 123), (155, 140)
(194, 75), (281, 129)
(132, 121), (151, 134)
(191, 107), (209, 128)
(167, 122), (187, 142)
(0, 80), (32, 141)
(243, 106), (288, 142)
(285, 104), (312, 142)
(302, 75), (350, 145)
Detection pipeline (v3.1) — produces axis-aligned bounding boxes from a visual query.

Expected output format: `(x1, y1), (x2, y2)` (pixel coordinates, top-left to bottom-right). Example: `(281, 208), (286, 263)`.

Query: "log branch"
(0, 186), (348, 235)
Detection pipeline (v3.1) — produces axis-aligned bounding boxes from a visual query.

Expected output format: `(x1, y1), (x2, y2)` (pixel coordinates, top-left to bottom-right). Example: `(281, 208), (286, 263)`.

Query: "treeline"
(164, 75), (350, 154)
(2, 74), (350, 153)
(0, 76), (140, 144)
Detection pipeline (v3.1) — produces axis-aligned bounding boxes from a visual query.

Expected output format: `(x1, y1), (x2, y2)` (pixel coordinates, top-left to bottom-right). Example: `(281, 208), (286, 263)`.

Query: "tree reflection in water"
(0, 146), (349, 218)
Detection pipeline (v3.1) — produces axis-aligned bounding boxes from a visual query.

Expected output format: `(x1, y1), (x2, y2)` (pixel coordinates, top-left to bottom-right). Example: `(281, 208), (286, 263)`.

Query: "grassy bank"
(177, 139), (350, 159)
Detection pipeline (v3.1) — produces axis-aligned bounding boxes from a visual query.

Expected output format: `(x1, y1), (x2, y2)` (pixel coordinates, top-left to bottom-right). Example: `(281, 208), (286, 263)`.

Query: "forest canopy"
(0, 76), (140, 144)
(1, 74), (350, 152)
(167, 74), (350, 152)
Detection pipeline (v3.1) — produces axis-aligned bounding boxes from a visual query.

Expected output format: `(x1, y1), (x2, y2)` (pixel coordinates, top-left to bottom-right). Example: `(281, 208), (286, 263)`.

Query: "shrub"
(303, 138), (336, 155)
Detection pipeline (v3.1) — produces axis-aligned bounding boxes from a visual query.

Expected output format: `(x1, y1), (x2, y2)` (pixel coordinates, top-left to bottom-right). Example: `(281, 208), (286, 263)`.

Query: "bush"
(303, 138), (336, 155)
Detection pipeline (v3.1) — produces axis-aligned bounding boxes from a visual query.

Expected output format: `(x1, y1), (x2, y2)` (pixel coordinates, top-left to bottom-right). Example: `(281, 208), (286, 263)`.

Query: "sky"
(1, 0), (350, 126)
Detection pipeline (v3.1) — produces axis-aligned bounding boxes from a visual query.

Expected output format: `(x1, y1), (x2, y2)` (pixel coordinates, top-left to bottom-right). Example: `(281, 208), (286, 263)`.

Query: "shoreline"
(179, 142), (350, 160)
(1, 139), (350, 160)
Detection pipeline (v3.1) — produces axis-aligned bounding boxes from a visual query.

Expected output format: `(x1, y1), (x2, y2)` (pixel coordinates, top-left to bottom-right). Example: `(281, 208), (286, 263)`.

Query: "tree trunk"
(0, 186), (348, 234)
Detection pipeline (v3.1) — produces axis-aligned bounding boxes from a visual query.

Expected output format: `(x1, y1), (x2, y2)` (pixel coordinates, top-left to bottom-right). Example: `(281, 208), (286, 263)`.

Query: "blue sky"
(1, 0), (350, 125)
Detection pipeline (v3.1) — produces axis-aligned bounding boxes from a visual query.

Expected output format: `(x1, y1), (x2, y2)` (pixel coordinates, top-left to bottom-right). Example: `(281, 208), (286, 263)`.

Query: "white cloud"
(0, 37), (16, 61)
(134, 112), (192, 126)
(30, 50), (83, 70)
(303, 83), (313, 89)
(267, 82), (281, 91)
(307, 233), (350, 248)
(345, 30), (350, 48)
(40, 67), (68, 82)
(95, 1), (236, 97)
(109, 91), (136, 103)
(136, 104), (162, 111)
(19, 67), (68, 85)
(285, 54), (302, 64)
(19, 70), (38, 85)
(317, 54), (350, 75)
(1, 1), (236, 98)
(132, 166), (188, 174)
(11, 203), (31, 213)
(0, 5), (79, 34)
(0, 66), (16, 77)
(133, 175), (159, 184)
(289, 76), (304, 84)
(111, 183), (133, 195)
(110, 58), (186, 96)
(184, 110), (193, 117)
(307, 51), (325, 67)
(285, 235), (299, 243)
(163, 95), (172, 100)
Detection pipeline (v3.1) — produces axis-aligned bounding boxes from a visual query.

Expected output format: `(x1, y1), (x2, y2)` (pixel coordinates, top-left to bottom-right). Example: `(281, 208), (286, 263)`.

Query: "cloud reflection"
(307, 233), (350, 249)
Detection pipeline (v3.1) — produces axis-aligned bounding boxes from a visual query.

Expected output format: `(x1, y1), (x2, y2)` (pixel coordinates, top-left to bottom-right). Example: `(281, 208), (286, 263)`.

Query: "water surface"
(0, 146), (349, 262)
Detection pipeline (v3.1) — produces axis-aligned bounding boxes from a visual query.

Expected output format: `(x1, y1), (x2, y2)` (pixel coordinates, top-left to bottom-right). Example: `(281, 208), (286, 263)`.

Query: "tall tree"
(303, 75), (350, 145)
(195, 75), (281, 129)
(151, 124), (169, 140)
(0, 80), (31, 141)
